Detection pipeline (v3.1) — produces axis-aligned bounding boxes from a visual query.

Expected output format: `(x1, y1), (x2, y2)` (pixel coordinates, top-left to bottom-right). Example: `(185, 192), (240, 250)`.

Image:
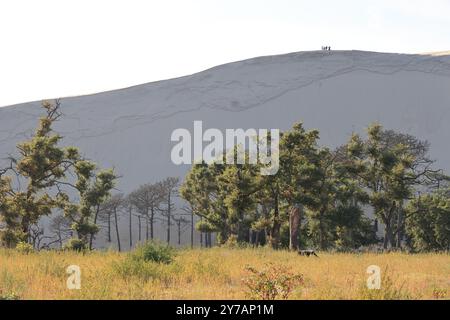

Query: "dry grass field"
(0, 247), (449, 300)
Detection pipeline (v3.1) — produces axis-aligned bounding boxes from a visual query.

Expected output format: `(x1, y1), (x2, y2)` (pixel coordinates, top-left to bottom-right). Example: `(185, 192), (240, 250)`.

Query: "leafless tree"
(172, 214), (190, 246)
(158, 177), (179, 245)
(49, 214), (72, 249)
(181, 204), (195, 248)
(128, 183), (164, 241)
(99, 194), (124, 251)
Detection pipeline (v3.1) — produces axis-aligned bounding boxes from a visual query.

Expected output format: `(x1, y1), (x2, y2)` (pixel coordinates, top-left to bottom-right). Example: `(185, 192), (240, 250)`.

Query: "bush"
(113, 241), (179, 282)
(15, 241), (34, 254)
(131, 241), (176, 264)
(0, 289), (20, 300)
(64, 238), (86, 252)
(243, 263), (304, 300)
(113, 258), (182, 282)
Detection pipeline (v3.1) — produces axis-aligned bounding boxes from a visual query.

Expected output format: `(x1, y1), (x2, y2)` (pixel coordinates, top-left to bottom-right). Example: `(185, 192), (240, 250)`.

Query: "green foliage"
(15, 241), (34, 254)
(243, 263), (304, 300)
(0, 100), (116, 249)
(113, 257), (181, 282)
(406, 190), (450, 251)
(64, 238), (87, 252)
(113, 241), (179, 281)
(0, 289), (20, 300)
(131, 240), (176, 264)
(345, 123), (441, 249)
(181, 122), (382, 251)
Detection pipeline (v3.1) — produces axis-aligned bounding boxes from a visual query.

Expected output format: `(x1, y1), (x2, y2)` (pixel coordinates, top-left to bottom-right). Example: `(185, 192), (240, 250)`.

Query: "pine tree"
(0, 100), (116, 249)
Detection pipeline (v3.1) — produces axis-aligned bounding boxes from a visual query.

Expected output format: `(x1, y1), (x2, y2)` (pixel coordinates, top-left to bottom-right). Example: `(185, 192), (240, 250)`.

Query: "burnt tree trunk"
(114, 208), (121, 252)
(289, 205), (301, 251)
(270, 193), (281, 249)
(150, 207), (154, 239)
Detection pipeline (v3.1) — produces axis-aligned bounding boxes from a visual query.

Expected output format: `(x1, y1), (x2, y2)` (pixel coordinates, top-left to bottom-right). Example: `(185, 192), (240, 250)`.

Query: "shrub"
(16, 241), (34, 254)
(64, 238), (86, 252)
(223, 235), (239, 248)
(0, 289), (20, 300)
(113, 241), (178, 281)
(432, 288), (447, 299)
(242, 263), (304, 300)
(131, 240), (176, 264)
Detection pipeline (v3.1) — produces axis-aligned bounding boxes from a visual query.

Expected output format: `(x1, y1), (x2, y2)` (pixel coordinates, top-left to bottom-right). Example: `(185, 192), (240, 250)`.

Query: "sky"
(1, 0), (449, 107)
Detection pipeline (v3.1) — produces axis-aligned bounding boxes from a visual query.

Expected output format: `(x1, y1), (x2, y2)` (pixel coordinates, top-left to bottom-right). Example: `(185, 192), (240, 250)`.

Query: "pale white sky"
(1, 0), (449, 107)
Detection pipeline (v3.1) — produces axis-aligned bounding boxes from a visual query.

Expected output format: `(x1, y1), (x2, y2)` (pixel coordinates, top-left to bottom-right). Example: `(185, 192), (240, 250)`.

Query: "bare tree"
(158, 177), (179, 245)
(49, 214), (72, 249)
(99, 194), (124, 251)
(129, 183), (164, 241)
(172, 214), (190, 246)
(181, 204), (195, 248)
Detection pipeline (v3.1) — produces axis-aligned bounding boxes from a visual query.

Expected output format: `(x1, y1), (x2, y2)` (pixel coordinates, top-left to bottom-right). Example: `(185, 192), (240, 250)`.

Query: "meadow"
(0, 247), (448, 300)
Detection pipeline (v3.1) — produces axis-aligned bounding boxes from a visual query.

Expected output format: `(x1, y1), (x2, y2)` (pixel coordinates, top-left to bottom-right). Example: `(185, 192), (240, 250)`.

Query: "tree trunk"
(270, 193), (281, 249)
(383, 223), (394, 249)
(167, 192), (171, 244)
(200, 232), (203, 248)
(146, 216), (149, 240)
(207, 232), (212, 247)
(89, 204), (100, 250)
(318, 207), (326, 250)
(150, 208), (154, 239)
(289, 205), (301, 251)
(177, 220), (181, 245)
(129, 207), (132, 249)
(138, 215), (141, 242)
(58, 232), (63, 249)
(107, 213), (111, 243)
(396, 206), (403, 248)
(190, 210), (194, 248)
(114, 209), (121, 252)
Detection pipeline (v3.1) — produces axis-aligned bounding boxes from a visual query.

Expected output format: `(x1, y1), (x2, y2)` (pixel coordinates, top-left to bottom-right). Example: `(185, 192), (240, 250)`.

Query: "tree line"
(180, 123), (450, 252)
(1, 100), (449, 252)
(0, 101), (197, 251)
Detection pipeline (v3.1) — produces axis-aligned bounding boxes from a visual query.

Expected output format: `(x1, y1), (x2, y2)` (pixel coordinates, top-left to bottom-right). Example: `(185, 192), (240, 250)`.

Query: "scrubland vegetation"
(0, 245), (448, 300)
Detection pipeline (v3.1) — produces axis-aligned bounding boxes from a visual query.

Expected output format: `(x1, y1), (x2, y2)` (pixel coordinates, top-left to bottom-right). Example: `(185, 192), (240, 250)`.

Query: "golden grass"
(0, 247), (448, 300)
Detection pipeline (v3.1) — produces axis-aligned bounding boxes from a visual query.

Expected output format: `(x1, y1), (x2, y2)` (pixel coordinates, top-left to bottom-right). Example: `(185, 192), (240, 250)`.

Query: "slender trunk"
(289, 205), (301, 251)
(114, 209), (121, 252)
(396, 206), (403, 248)
(150, 208), (154, 239)
(107, 213), (111, 242)
(89, 204), (101, 250)
(191, 210), (194, 248)
(200, 232), (203, 248)
(129, 207), (132, 249)
(383, 223), (393, 249)
(177, 220), (181, 246)
(318, 207), (326, 250)
(58, 232), (63, 249)
(270, 193), (281, 249)
(138, 215), (141, 242)
(167, 192), (171, 244)
(146, 216), (149, 240)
